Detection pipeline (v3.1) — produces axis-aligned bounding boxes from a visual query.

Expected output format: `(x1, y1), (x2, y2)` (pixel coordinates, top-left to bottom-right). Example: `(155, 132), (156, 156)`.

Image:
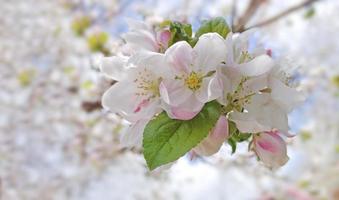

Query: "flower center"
(185, 71), (203, 91)
(134, 68), (161, 98)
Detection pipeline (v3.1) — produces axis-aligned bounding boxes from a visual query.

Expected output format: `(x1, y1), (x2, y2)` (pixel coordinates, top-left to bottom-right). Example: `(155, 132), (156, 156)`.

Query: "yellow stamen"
(185, 71), (202, 91)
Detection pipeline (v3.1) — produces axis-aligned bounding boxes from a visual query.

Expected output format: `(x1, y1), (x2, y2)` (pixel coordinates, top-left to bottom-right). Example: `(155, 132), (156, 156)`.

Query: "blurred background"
(0, 0), (338, 199)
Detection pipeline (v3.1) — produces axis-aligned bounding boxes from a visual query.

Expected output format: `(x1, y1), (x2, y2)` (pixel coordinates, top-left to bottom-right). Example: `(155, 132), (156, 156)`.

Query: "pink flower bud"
(194, 116), (229, 156)
(253, 131), (289, 168)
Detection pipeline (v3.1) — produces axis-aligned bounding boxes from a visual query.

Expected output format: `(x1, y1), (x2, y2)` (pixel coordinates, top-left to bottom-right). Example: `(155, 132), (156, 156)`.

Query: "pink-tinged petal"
(254, 131), (289, 168)
(158, 30), (171, 48)
(193, 33), (227, 72)
(165, 41), (193, 74)
(120, 119), (149, 148)
(102, 81), (160, 122)
(194, 116), (229, 156)
(237, 54), (274, 77)
(171, 107), (199, 120)
(195, 76), (223, 103)
(159, 80), (192, 106)
(100, 56), (128, 81)
(161, 94), (204, 120)
(123, 29), (159, 52)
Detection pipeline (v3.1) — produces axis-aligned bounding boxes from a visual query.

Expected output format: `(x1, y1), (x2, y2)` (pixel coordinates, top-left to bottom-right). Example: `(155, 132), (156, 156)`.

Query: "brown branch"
(230, 0), (237, 29)
(233, 0), (267, 32)
(244, 0), (321, 31)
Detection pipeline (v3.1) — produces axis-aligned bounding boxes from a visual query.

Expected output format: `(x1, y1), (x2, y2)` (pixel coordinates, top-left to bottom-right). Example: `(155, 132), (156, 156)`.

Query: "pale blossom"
(101, 52), (171, 147)
(159, 33), (226, 120)
(122, 19), (171, 54)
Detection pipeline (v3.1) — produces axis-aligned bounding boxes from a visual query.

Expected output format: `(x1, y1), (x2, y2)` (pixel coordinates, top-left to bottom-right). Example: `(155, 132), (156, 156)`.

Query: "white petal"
(165, 41), (193, 74)
(129, 51), (172, 77)
(126, 18), (149, 31)
(229, 111), (271, 133)
(269, 77), (305, 113)
(123, 30), (158, 52)
(100, 56), (128, 81)
(237, 54), (274, 77)
(159, 80), (192, 106)
(102, 81), (138, 114)
(193, 33), (227, 72)
(120, 119), (149, 148)
(195, 76), (223, 103)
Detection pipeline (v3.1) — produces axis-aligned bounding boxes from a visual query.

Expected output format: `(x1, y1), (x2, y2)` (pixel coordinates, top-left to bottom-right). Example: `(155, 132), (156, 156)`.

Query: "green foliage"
(304, 7), (316, 19)
(168, 22), (195, 47)
(166, 18), (230, 48)
(227, 121), (252, 154)
(143, 101), (221, 170)
(71, 16), (91, 36)
(195, 17), (230, 39)
(87, 32), (110, 55)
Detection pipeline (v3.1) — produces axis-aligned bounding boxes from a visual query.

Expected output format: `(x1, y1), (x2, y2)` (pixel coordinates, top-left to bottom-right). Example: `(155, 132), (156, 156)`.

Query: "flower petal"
(269, 77), (305, 113)
(123, 30), (158, 52)
(237, 54), (274, 77)
(100, 56), (128, 81)
(194, 116), (229, 156)
(193, 33), (227, 72)
(159, 80), (192, 106)
(165, 41), (193, 74)
(120, 119), (149, 148)
(195, 76), (223, 103)
(161, 94), (204, 120)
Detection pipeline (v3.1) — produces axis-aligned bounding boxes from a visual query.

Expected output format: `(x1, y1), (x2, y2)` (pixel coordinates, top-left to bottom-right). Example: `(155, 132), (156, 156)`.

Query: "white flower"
(229, 63), (305, 134)
(159, 33), (226, 120)
(122, 19), (170, 54)
(101, 51), (171, 147)
(217, 32), (275, 106)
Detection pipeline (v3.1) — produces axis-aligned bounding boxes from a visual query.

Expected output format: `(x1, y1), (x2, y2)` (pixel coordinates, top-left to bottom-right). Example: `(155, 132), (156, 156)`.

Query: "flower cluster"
(101, 18), (304, 170)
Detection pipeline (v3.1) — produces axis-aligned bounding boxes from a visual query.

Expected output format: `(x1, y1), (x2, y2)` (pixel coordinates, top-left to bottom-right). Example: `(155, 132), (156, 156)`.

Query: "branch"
(230, 0), (237, 29)
(244, 0), (321, 31)
(233, 0), (267, 32)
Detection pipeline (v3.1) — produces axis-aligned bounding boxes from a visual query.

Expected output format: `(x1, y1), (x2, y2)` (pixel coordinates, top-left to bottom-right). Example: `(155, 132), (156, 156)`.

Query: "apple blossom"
(123, 19), (171, 54)
(159, 33), (226, 120)
(100, 17), (305, 170)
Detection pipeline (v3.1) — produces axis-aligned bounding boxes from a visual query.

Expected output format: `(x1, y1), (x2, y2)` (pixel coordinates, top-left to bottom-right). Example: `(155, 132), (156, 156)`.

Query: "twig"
(230, 0), (237, 30)
(234, 0), (267, 32)
(244, 0), (321, 31)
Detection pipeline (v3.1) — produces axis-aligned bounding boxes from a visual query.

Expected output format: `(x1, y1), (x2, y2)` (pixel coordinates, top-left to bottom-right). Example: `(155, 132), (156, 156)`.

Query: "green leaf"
(227, 121), (252, 154)
(228, 137), (237, 154)
(195, 17), (230, 39)
(304, 7), (315, 19)
(168, 22), (194, 47)
(143, 101), (221, 170)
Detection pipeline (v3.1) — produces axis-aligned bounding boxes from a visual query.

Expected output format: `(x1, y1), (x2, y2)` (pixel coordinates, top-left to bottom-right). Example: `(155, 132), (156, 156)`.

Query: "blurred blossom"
(0, 0), (338, 199)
